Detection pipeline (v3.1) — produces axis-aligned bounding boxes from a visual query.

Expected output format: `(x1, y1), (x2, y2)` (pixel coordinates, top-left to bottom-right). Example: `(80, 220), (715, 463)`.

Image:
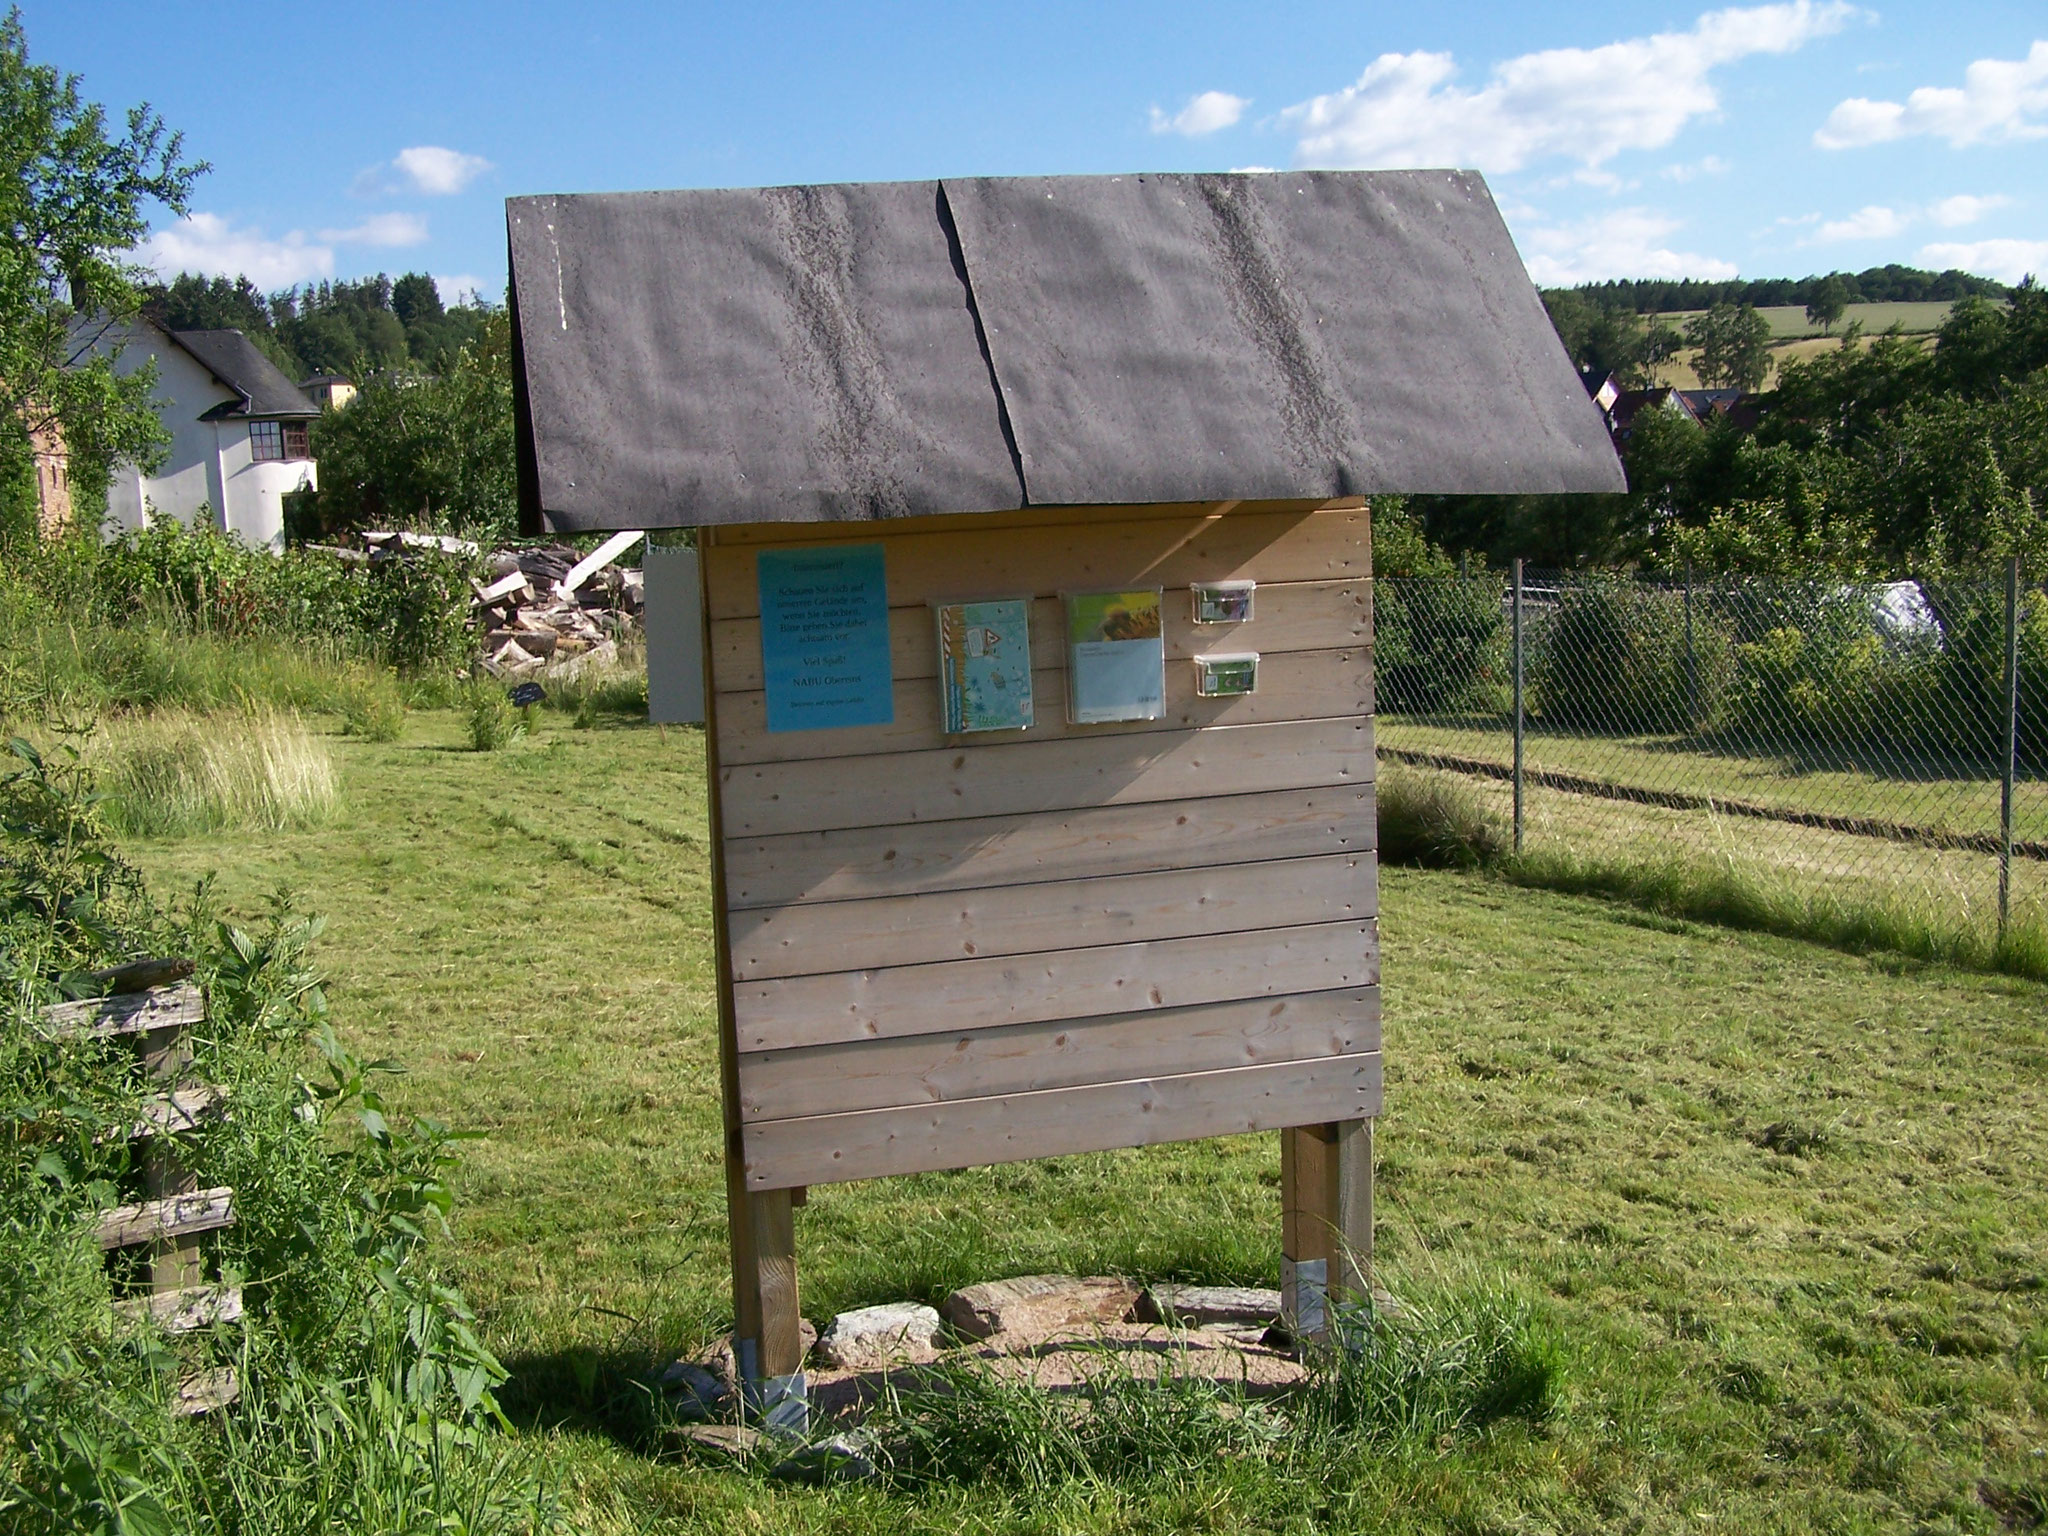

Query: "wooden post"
(700, 530), (808, 1428)
(140, 1020), (204, 1294)
(1281, 1118), (1373, 1338)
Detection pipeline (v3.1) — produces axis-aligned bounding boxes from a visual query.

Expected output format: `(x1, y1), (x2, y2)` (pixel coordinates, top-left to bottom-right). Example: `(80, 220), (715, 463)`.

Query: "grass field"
(127, 709), (2048, 1532)
(1650, 301), (1955, 390)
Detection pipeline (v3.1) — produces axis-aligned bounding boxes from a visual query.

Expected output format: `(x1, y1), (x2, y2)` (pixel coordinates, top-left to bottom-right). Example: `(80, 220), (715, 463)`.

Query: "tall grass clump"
(83, 712), (339, 837)
(1377, 765), (1508, 869)
(1299, 1280), (1562, 1445)
(467, 688), (522, 752)
(339, 669), (407, 742)
(0, 739), (551, 1534)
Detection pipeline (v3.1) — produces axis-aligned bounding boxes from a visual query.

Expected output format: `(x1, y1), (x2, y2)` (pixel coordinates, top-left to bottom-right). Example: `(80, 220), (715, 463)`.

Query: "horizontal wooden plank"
(711, 580), (1372, 693)
(706, 508), (1368, 620)
(710, 496), (1366, 547)
(741, 1052), (1384, 1188)
(123, 1086), (225, 1141)
(738, 986), (1381, 1121)
(717, 644), (1371, 766)
(173, 1367), (240, 1416)
(41, 983), (204, 1039)
(731, 852), (1377, 980)
(725, 784), (1376, 910)
(117, 1284), (244, 1334)
(97, 1187), (235, 1250)
(733, 917), (1378, 1051)
(720, 716), (1374, 839)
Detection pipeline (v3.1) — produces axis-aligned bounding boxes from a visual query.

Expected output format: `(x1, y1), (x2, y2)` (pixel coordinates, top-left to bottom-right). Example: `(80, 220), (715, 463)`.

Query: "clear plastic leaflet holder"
(1064, 588), (1165, 724)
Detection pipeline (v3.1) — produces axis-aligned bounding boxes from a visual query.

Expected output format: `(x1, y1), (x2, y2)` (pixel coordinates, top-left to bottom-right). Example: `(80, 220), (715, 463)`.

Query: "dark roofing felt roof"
(507, 170), (1624, 533)
(171, 330), (319, 420)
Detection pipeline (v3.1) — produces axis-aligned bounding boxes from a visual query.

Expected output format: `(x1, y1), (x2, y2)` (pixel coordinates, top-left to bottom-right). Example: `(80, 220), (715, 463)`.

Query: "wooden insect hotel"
(507, 170), (1621, 1414)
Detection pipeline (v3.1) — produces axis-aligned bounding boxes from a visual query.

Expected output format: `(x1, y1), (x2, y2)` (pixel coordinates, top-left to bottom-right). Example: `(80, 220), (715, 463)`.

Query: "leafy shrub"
(1376, 576), (1508, 716)
(1532, 579), (1726, 734)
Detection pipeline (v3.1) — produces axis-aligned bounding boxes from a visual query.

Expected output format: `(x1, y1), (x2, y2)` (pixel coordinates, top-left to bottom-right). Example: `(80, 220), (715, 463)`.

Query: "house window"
(249, 421), (312, 461)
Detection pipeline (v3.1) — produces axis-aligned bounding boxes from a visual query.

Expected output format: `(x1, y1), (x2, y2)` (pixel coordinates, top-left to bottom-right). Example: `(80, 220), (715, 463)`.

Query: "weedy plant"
(339, 670), (407, 743)
(0, 737), (551, 1535)
(467, 689), (524, 752)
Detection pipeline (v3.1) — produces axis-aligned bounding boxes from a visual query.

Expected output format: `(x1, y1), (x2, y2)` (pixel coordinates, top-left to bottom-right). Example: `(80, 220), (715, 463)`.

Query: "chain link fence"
(1376, 564), (2047, 943)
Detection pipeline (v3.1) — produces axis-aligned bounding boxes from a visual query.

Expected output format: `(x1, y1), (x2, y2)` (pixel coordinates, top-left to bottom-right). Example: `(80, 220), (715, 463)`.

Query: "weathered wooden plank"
(172, 1367), (240, 1416)
(716, 645), (1371, 765)
(710, 496), (1364, 547)
(738, 986), (1381, 1121)
(117, 1284), (244, 1334)
(733, 918), (1378, 1051)
(131, 1086), (224, 1140)
(725, 784), (1376, 910)
(720, 716), (1374, 839)
(711, 580), (1372, 693)
(731, 852), (1377, 980)
(705, 507), (1368, 620)
(96, 1187), (235, 1250)
(741, 1052), (1385, 1188)
(40, 983), (204, 1039)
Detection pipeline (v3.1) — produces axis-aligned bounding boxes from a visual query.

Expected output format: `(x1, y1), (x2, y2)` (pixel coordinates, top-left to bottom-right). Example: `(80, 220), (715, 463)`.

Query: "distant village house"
(96, 322), (320, 549)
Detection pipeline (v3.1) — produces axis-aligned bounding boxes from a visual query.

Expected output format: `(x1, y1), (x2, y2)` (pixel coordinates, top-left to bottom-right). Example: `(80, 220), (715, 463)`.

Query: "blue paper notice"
(757, 544), (894, 732)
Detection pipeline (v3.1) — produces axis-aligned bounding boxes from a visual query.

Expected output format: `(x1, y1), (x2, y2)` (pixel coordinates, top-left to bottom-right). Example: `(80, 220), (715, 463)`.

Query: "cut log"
(97, 1187), (235, 1250)
(474, 571), (532, 604)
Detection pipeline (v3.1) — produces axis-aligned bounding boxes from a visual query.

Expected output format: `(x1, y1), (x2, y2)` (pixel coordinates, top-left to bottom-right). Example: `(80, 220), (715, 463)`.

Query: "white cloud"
(1928, 193), (2011, 227)
(1282, 2), (1855, 172)
(432, 273), (495, 306)
(316, 212), (430, 247)
(141, 213), (332, 289)
(1814, 203), (1909, 241)
(1816, 40), (2048, 148)
(1150, 90), (1250, 136)
(1662, 154), (1731, 181)
(1516, 208), (1739, 285)
(392, 145), (493, 195)
(1917, 237), (2048, 285)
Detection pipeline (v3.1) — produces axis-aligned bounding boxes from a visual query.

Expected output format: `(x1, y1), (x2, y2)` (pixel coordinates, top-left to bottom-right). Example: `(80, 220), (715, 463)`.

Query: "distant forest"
(139, 272), (495, 382)
(1548, 265), (2009, 315)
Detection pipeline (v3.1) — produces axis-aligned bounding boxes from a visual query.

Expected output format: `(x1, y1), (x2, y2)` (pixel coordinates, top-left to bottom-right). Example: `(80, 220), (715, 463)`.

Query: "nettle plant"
(0, 737), (528, 1536)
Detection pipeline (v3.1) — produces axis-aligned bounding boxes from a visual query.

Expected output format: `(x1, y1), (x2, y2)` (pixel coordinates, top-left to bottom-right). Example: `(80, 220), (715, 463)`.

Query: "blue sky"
(28, 1), (2048, 303)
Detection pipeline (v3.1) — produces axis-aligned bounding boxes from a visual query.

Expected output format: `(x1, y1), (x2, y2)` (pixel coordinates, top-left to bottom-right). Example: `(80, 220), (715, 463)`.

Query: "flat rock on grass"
(668, 1423), (766, 1460)
(941, 1275), (1139, 1342)
(1136, 1284), (1284, 1328)
(815, 1302), (943, 1371)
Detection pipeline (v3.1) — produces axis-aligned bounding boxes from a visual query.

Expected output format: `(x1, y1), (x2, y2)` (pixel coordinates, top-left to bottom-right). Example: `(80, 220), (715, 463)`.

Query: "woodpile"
(473, 531), (645, 679)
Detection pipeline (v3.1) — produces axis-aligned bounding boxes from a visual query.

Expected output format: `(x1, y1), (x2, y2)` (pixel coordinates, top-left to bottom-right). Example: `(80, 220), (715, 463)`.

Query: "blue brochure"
(757, 543), (894, 732)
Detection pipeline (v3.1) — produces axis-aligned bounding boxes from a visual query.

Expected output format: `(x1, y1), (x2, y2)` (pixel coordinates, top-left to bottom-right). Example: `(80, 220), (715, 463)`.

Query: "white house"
(100, 322), (320, 549)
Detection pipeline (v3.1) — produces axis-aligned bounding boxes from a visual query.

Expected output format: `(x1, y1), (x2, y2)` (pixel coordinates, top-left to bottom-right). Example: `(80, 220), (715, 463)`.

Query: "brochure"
(1066, 589), (1165, 724)
(935, 598), (1034, 733)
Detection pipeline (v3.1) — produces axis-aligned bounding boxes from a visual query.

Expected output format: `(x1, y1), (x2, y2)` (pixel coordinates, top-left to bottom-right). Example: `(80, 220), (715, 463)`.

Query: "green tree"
(308, 308), (517, 539)
(1804, 274), (1851, 335)
(1542, 289), (1681, 387)
(0, 9), (204, 536)
(1684, 302), (1774, 391)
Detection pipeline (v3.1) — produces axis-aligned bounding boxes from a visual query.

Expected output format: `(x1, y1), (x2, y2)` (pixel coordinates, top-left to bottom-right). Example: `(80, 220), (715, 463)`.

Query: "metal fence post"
(1684, 563), (1699, 730)
(1512, 558), (1525, 856)
(2001, 555), (2020, 937)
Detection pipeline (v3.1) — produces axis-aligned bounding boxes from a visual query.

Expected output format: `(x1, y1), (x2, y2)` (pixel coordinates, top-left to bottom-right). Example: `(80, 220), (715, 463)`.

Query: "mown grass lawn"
(132, 710), (2048, 1533)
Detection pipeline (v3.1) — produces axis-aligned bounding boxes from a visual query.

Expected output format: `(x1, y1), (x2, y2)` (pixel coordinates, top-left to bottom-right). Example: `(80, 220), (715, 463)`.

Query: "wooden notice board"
(697, 498), (1381, 1389)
